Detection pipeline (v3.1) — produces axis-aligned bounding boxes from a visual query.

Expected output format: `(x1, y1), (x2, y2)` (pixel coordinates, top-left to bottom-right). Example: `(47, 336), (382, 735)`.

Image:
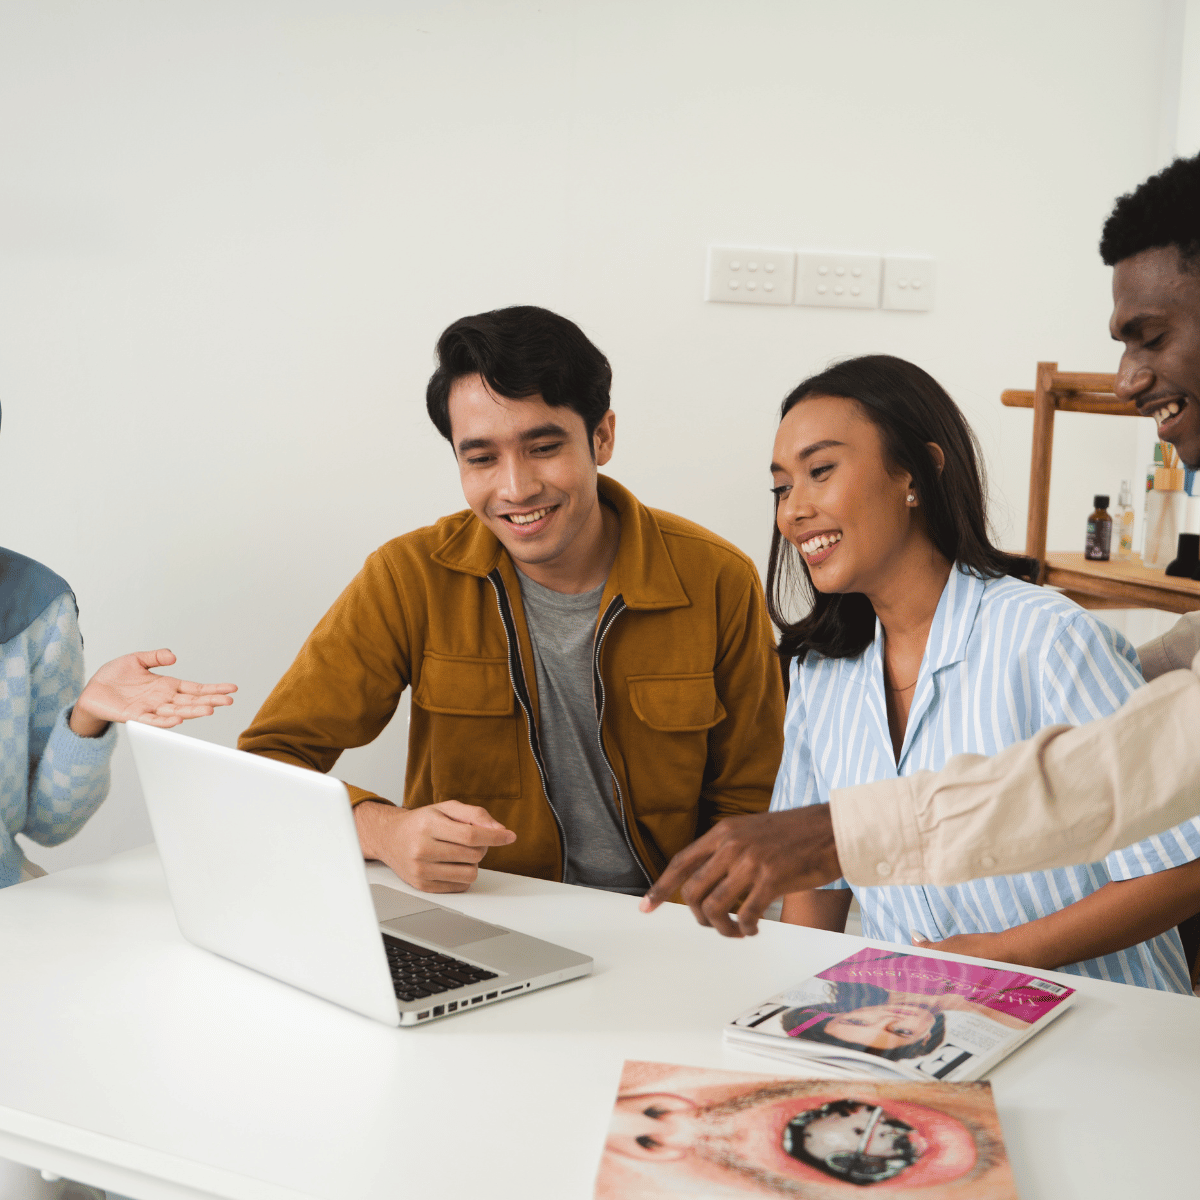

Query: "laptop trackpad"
(370, 884), (440, 921)
(383, 908), (508, 948)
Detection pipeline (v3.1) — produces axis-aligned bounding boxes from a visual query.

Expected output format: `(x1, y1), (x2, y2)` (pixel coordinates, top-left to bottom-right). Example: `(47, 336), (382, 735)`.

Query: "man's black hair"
(426, 305), (612, 444)
(1100, 151), (1200, 271)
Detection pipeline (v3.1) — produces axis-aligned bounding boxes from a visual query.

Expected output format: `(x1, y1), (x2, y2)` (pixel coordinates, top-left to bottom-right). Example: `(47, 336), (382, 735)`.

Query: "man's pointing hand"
(639, 805), (841, 937)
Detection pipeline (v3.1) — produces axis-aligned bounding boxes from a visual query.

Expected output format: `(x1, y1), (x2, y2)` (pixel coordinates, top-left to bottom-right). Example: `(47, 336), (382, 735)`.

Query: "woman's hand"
(69, 649), (237, 736)
(910, 929), (1023, 966)
(915, 860), (1200, 975)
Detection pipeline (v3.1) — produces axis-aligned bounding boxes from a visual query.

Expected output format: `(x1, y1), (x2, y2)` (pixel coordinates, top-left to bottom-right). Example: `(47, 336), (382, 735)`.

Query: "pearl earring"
(907, 492), (916, 505)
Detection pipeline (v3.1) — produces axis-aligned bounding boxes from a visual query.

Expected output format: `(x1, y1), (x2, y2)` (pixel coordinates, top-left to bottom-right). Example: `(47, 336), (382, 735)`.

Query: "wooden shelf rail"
(1003, 362), (1200, 613)
(1001, 362), (1134, 572)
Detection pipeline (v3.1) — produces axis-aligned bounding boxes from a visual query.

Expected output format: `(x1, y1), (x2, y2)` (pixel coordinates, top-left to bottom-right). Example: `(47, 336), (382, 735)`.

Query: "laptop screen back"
(126, 723), (400, 1026)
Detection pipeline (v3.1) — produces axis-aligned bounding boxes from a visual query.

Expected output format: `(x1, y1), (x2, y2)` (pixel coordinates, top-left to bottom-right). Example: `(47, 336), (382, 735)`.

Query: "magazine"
(593, 1060), (1018, 1199)
(725, 948), (1075, 1083)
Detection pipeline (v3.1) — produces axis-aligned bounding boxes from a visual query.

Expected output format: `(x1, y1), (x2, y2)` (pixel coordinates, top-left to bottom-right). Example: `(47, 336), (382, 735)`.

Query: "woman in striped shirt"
(768, 355), (1200, 993)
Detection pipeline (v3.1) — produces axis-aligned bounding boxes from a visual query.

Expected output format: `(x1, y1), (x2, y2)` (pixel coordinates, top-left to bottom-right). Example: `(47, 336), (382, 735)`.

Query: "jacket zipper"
(486, 570), (569, 877)
(592, 597), (653, 887)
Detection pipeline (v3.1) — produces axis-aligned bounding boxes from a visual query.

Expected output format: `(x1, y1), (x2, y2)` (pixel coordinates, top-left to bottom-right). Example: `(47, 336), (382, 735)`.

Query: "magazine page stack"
(725, 948), (1075, 1082)
(593, 1060), (1018, 1199)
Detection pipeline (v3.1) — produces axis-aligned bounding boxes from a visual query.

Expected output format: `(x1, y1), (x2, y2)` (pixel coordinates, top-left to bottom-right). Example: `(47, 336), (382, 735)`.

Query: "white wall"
(1178, 0), (1200, 155)
(0, 0), (1182, 870)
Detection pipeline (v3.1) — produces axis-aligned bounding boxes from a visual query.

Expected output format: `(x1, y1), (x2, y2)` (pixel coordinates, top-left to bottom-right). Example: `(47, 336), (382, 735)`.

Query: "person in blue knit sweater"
(0, 411), (238, 1198)
(0, 546), (237, 889)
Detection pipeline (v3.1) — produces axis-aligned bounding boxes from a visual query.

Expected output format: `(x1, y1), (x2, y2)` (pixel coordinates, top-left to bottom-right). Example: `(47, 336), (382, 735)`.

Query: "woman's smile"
(798, 530), (842, 565)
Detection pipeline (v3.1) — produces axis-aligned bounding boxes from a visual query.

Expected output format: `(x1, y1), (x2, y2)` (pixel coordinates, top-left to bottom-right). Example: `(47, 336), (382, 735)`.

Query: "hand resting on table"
(355, 798), (517, 893)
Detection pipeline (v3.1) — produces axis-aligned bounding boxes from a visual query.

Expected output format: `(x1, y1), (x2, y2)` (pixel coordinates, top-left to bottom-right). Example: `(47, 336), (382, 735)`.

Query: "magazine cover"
(593, 1060), (1018, 1199)
(726, 949), (1075, 1083)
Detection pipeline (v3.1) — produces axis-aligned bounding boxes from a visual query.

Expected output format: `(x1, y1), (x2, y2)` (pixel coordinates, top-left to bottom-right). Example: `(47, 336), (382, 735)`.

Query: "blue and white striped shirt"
(770, 565), (1199, 993)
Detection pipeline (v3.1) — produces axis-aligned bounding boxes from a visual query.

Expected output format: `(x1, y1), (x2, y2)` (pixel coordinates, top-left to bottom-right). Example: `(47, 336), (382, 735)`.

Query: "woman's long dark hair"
(767, 355), (1035, 665)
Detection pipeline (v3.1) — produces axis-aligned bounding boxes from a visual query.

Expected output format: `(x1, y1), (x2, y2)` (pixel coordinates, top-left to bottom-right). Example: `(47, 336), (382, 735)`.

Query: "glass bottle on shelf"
(1113, 481), (1135, 562)
(1084, 495), (1112, 561)
(1144, 446), (1187, 570)
(1142, 443), (1162, 559)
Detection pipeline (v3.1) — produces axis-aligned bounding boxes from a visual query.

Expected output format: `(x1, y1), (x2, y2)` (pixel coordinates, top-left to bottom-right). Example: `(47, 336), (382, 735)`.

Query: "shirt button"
(875, 862), (892, 877)
(980, 855), (997, 870)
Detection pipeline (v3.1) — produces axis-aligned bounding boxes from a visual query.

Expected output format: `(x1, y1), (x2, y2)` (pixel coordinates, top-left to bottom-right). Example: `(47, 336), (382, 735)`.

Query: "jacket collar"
(429, 474), (690, 610)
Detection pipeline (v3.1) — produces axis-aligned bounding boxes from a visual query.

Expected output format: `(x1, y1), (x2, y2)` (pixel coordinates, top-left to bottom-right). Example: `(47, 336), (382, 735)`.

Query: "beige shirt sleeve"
(830, 648), (1200, 888)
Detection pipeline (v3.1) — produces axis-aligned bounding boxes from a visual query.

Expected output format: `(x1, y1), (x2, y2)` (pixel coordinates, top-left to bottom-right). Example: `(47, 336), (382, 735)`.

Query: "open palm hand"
(74, 649), (237, 732)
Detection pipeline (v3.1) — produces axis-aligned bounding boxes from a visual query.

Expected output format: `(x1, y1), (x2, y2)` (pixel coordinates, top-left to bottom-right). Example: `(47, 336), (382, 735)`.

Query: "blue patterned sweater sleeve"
(0, 592), (117, 885)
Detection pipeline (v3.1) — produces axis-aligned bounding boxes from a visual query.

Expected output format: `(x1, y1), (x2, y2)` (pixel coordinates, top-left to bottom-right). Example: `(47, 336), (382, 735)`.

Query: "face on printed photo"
(598, 1065), (1015, 1199)
(822, 1004), (938, 1053)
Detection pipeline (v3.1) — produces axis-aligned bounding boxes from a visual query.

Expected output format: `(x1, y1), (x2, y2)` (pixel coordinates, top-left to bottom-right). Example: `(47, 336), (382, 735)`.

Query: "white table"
(1, 846), (1197, 1200)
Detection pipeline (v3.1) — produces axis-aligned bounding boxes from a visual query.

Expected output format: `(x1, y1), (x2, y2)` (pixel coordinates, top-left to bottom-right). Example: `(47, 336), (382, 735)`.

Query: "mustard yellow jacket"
(238, 476), (784, 883)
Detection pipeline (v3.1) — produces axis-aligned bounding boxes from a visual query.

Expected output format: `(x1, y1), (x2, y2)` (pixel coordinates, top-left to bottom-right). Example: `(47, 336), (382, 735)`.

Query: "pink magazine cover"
(726, 949), (1075, 1082)
(593, 1060), (1018, 1199)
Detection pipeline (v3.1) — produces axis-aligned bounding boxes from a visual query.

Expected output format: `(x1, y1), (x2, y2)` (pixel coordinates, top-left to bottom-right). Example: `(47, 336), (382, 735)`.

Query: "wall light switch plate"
(706, 246), (796, 305)
(795, 251), (880, 309)
(882, 256), (935, 311)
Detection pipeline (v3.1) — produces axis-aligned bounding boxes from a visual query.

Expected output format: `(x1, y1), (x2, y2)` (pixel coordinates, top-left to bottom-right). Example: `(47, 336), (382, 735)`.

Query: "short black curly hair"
(1100, 152), (1200, 271)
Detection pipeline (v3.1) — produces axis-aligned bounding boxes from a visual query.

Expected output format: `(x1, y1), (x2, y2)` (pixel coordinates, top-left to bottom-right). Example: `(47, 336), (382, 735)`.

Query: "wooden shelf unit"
(1042, 552), (1200, 614)
(1002, 361), (1200, 614)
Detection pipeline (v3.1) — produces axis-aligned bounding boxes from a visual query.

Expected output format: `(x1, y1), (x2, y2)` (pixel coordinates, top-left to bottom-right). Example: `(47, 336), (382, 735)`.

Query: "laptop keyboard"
(382, 932), (499, 1003)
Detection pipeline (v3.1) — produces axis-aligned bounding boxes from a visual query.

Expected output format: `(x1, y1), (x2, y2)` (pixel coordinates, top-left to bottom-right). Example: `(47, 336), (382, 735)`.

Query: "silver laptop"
(126, 722), (592, 1027)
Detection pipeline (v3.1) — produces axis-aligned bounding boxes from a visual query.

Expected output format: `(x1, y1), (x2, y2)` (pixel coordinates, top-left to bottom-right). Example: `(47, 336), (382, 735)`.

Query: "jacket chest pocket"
(626, 672), (726, 812)
(628, 672), (726, 732)
(413, 652), (521, 800)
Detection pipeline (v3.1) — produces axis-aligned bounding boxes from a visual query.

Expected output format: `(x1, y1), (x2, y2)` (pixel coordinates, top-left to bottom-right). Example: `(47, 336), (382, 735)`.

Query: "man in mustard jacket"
(240, 306), (783, 894)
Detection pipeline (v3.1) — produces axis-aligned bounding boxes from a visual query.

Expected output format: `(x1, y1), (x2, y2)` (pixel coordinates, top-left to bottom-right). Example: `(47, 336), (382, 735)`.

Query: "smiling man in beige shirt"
(643, 151), (1200, 939)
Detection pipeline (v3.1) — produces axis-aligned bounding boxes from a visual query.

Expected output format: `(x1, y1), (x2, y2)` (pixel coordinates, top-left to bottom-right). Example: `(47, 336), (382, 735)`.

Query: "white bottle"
(1113, 480), (1135, 562)
(1142, 444), (1162, 559)
(1144, 464), (1187, 570)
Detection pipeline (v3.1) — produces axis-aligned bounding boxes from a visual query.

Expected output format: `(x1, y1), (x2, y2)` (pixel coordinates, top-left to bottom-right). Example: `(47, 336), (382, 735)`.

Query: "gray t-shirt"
(515, 571), (648, 895)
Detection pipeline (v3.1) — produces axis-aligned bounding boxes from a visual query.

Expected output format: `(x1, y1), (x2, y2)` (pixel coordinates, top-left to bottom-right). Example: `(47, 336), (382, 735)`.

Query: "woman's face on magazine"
(605, 1082), (1005, 1196)
(825, 1002), (936, 1051)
